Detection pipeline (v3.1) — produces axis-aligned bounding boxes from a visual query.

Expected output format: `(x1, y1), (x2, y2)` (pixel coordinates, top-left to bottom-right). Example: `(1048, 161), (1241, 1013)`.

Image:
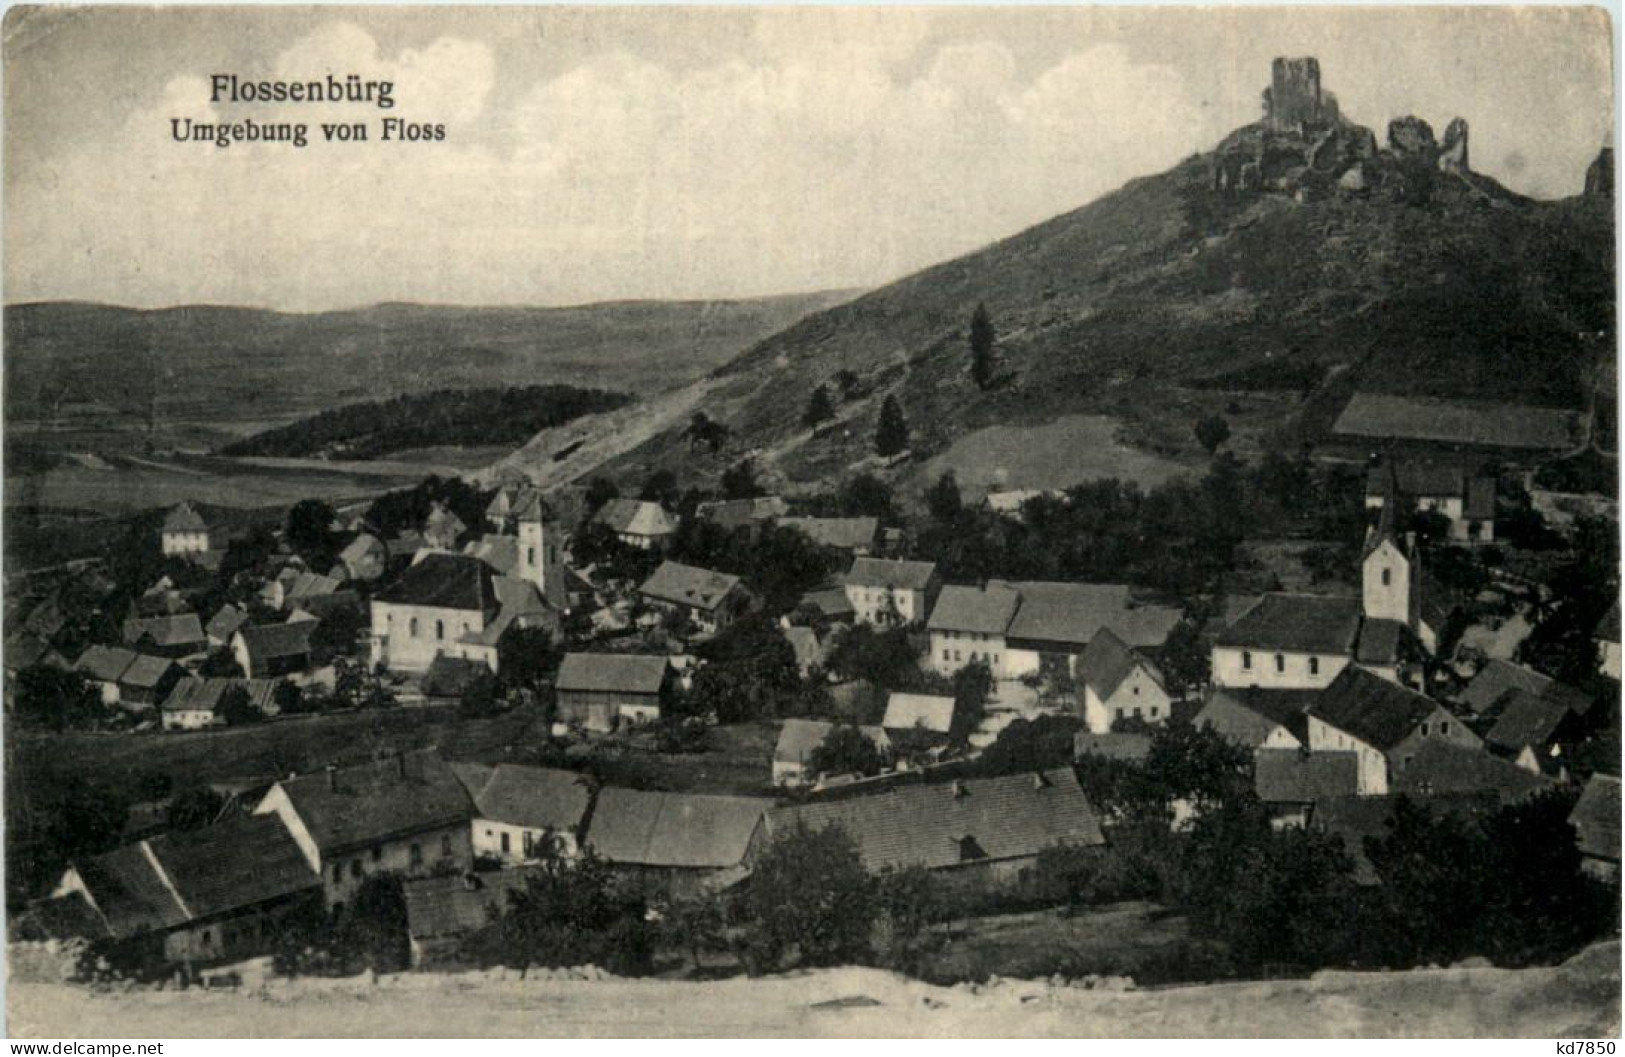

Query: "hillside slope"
(555, 75), (1611, 494)
(3, 292), (854, 436)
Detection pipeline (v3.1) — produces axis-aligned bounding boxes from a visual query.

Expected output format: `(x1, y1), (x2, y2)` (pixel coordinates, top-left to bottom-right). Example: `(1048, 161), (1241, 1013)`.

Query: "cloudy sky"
(3, 6), (1613, 311)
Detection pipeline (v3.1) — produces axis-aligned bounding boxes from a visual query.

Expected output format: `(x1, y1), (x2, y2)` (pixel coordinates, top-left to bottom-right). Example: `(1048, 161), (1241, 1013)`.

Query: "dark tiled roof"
(205, 605), (248, 642)
(556, 652), (669, 695)
(1484, 689), (1573, 752)
(375, 553), (498, 612)
(1254, 749), (1360, 803)
(1365, 463), (1468, 499)
(779, 517), (879, 551)
(1332, 392), (1577, 451)
(1215, 593), (1362, 654)
(145, 814), (319, 921)
(1391, 741), (1553, 803)
(927, 584), (1021, 635)
(697, 497), (786, 530)
(1464, 476), (1496, 521)
(586, 788), (770, 869)
(468, 765), (593, 833)
(1308, 666), (1441, 750)
(73, 844), (188, 938)
(162, 503), (208, 533)
(122, 613), (205, 649)
(1597, 599), (1622, 645)
(1570, 774), (1622, 864)
(162, 677), (279, 714)
(1199, 687), (1322, 746)
(273, 752), (475, 855)
(638, 561), (744, 614)
(403, 867), (541, 941)
(75, 644), (137, 683)
(1355, 619), (1409, 666)
(844, 558), (938, 592)
(1073, 732), (1153, 763)
(1000, 581), (1180, 651)
(1460, 661), (1554, 714)
(768, 769), (1103, 872)
(1077, 627), (1164, 699)
(119, 654), (179, 690)
(235, 622), (315, 663)
(801, 588), (855, 619)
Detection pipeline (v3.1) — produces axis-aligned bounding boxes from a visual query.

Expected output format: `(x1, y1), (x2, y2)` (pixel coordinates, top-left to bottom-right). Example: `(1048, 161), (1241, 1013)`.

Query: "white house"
(1211, 593), (1362, 690)
(460, 764), (593, 864)
(1597, 599), (1621, 681)
(1365, 463), (1496, 543)
(369, 552), (556, 675)
(1077, 628), (1172, 733)
(1193, 687), (1319, 751)
(842, 557), (940, 628)
(594, 498), (678, 550)
(160, 502), (211, 558)
(1305, 665), (1481, 795)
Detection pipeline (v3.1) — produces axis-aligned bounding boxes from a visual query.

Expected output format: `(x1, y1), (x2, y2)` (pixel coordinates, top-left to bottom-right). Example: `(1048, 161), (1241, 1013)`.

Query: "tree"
(803, 384), (836, 429)
(741, 822), (875, 972)
(286, 499), (338, 563)
(925, 470), (963, 524)
(459, 672), (504, 718)
(834, 369), (861, 400)
(1158, 619), (1211, 697)
(498, 625), (561, 692)
(12, 665), (101, 730)
(164, 785), (226, 831)
(1142, 721), (1254, 812)
(662, 896), (729, 971)
(969, 302), (997, 390)
(334, 873), (411, 973)
(808, 724), (886, 778)
(949, 660), (992, 744)
(837, 474), (897, 522)
(583, 477), (619, 516)
(491, 851), (653, 976)
(638, 469), (680, 507)
(1194, 413), (1231, 455)
(216, 684), (263, 726)
(824, 625), (923, 691)
(720, 458), (761, 500)
(977, 714), (1081, 776)
(875, 396), (910, 457)
(272, 680), (305, 716)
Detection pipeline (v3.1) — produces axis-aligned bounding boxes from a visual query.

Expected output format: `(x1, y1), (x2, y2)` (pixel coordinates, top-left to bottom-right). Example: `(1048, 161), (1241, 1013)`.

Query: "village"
(5, 372), (1620, 989)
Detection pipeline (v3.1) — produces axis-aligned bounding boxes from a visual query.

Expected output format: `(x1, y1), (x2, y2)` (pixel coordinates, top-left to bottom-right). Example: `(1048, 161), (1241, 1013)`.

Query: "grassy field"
(916, 413), (1195, 497)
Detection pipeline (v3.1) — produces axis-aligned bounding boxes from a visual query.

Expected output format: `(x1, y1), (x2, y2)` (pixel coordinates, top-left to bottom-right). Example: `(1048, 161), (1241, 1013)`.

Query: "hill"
(522, 60), (1612, 498)
(2, 292), (854, 443)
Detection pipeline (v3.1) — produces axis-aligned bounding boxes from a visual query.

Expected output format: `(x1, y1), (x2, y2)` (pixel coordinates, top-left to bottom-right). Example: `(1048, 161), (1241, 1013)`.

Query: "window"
(1242, 651), (1252, 670)
(1382, 568), (1391, 586)
(202, 930), (212, 945)
(1132, 685), (1139, 696)
(350, 859), (363, 879)
(1116, 708), (1125, 720)
(409, 843), (423, 868)
(435, 620), (445, 641)
(501, 832), (510, 854)
(1420, 722), (1429, 736)
(942, 650), (950, 661)
(409, 617), (419, 637)
(1150, 707), (1159, 719)
(1275, 654), (1285, 673)
(527, 547), (536, 566)
(1310, 657), (1320, 676)
(1133, 707), (1142, 719)
(1440, 721), (1450, 736)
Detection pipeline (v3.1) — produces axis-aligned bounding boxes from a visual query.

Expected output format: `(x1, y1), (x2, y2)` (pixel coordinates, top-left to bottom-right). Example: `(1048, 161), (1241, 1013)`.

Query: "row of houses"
(32, 751), (1106, 969)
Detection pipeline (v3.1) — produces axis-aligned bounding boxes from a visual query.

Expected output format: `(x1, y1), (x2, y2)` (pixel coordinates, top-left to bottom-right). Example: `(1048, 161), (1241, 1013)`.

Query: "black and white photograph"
(1, 3), (1619, 1039)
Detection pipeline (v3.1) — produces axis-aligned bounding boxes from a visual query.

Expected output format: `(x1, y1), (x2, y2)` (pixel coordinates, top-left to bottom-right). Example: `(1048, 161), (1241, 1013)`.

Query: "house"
(232, 622), (316, 679)
(160, 502), (211, 558)
(1365, 463), (1497, 543)
(1311, 793), (1504, 886)
(204, 605), (249, 650)
(263, 570), (344, 613)
(1569, 773), (1621, 882)
(584, 788), (772, 898)
(1458, 660), (1559, 714)
(1253, 749), (1361, 828)
(842, 557), (940, 628)
(781, 625), (827, 678)
(483, 484), (537, 532)
(122, 613), (207, 658)
(1194, 687), (1321, 750)
(1305, 666), (1481, 795)
(1482, 685), (1592, 775)
(765, 770), (1104, 888)
(1596, 600), (1621, 681)
(1361, 509), (1454, 657)
(386, 531), (429, 563)
(1073, 731), (1153, 764)
(401, 867), (541, 967)
(779, 516), (880, 556)
(1077, 628), (1172, 733)
(370, 553), (557, 675)
(330, 533), (388, 583)
(1330, 392), (1578, 460)
(75, 644), (140, 706)
(555, 652), (673, 732)
(1211, 594), (1362, 690)
(1389, 740), (1554, 802)
(928, 580), (1181, 681)
(882, 692), (956, 741)
(47, 814), (321, 967)
(420, 655), (494, 699)
(594, 498), (678, 550)
(460, 764), (594, 864)
(696, 496), (787, 537)
(638, 561), (753, 636)
(423, 502), (468, 551)
(161, 677), (280, 730)
(798, 587), (856, 625)
(4, 632), (67, 680)
(116, 655), (186, 711)
(253, 751), (475, 907)
(773, 719), (893, 787)
(463, 534), (521, 578)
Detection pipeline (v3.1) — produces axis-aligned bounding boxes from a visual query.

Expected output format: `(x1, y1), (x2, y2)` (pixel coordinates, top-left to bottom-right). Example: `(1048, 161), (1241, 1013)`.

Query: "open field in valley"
(917, 414), (1195, 498)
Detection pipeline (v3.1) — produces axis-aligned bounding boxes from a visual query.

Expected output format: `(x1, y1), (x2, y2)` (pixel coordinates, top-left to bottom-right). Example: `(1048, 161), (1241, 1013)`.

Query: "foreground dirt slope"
(10, 943), (1618, 1038)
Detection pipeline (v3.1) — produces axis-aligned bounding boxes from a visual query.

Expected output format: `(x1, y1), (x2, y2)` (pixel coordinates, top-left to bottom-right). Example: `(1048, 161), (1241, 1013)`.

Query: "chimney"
(325, 764), (337, 793)
(951, 779), (968, 799)
(1032, 772), (1051, 791)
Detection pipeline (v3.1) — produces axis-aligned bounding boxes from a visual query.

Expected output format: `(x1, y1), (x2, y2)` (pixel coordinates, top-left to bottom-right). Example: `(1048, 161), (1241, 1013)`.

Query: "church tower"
(1361, 474), (1417, 629)
(514, 489), (565, 609)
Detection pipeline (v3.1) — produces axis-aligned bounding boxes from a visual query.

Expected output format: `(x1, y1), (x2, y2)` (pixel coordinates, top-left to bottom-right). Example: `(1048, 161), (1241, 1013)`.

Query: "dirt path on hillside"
(10, 943), (1618, 1039)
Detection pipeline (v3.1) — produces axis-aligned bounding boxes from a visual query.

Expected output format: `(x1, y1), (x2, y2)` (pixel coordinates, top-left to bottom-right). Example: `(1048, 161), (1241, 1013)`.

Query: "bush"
(740, 822), (875, 972)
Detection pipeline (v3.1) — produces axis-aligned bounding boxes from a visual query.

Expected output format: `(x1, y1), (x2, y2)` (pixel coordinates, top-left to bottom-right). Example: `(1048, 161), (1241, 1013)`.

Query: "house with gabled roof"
(162, 676), (280, 729)
(1389, 740), (1554, 803)
(1194, 687), (1320, 751)
(117, 654), (186, 711)
(232, 622), (316, 679)
(638, 560), (753, 636)
(330, 532), (388, 583)
(883, 692), (955, 740)
(160, 502), (211, 558)
(696, 496), (787, 538)
(75, 644), (140, 705)
(555, 652), (673, 731)
(401, 866), (542, 968)
(369, 552), (557, 675)
(594, 498), (678, 550)
(765, 769), (1104, 887)
(122, 613), (206, 658)
(423, 502), (468, 551)
(253, 751), (475, 906)
(1077, 627), (1171, 733)
(45, 813), (321, 966)
(843, 557), (940, 628)
(459, 763), (594, 864)
(585, 788), (772, 898)
(1306, 666), (1481, 795)
(1212, 593), (1363, 690)
(1365, 463), (1497, 543)
(773, 718), (893, 787)
(799, 586), (856, 625)
(204, 604), (249, 650)
(779, 516), (880, 556)
(1570, 773), (1621, 882)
